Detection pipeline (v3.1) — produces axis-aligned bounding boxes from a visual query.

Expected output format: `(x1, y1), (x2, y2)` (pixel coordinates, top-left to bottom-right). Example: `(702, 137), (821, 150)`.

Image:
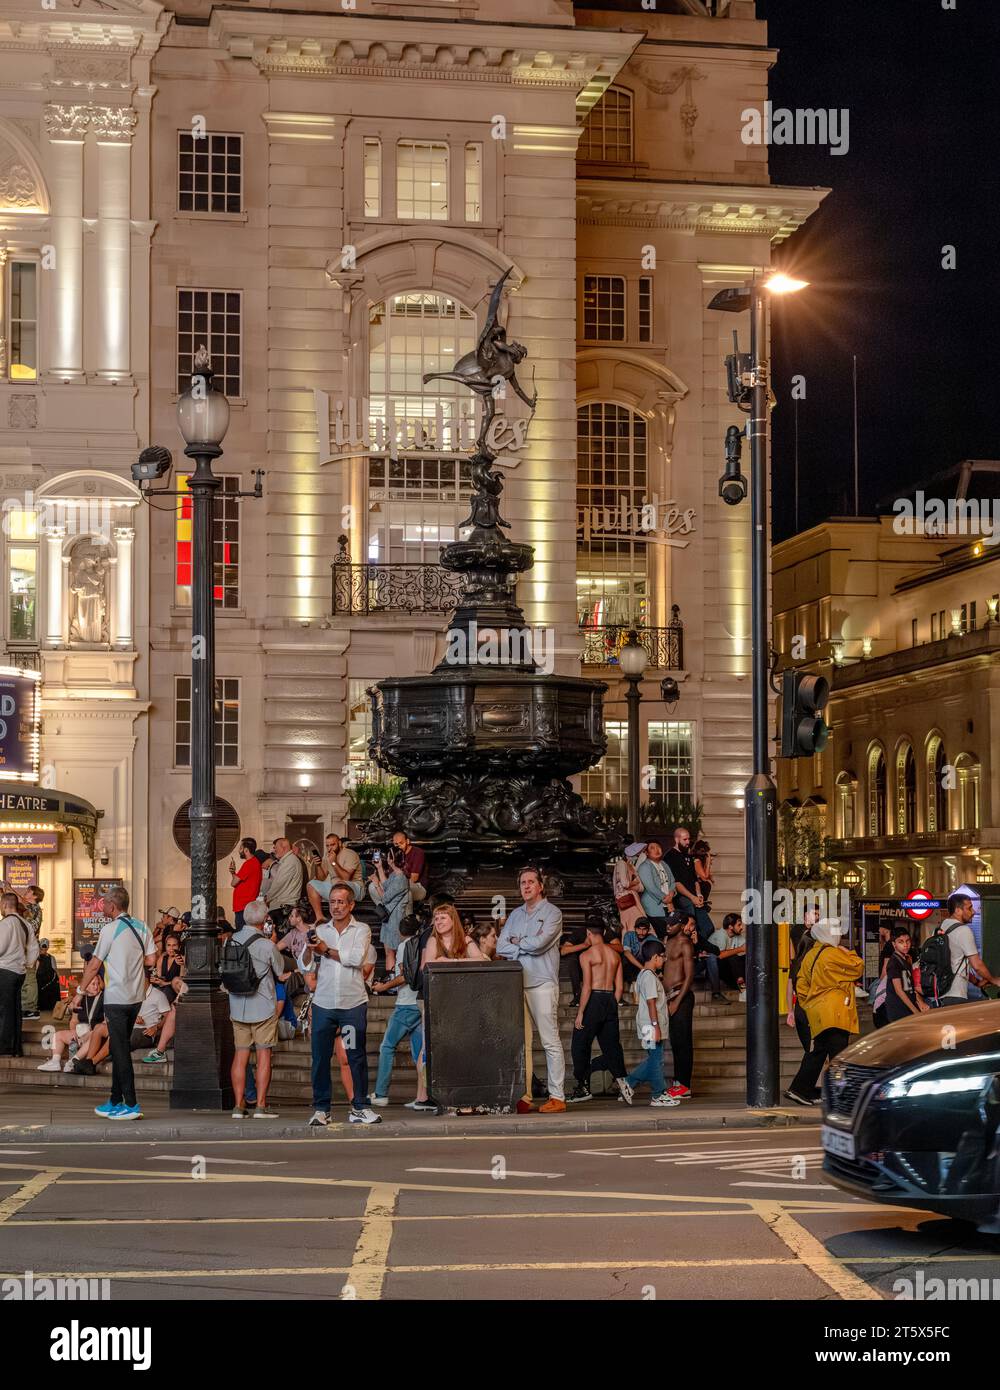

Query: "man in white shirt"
(934, 893), (1000, 1006)
(79, 885), (155, 1121)
(497, 865), (567, 1113)
(0, 891), (39, 1056)
(300, 883), (381, 1127)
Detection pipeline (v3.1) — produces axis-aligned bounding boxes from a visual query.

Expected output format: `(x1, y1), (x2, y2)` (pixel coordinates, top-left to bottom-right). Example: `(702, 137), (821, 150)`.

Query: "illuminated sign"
(0, 670), (41, 783)
(0, 831), (58, 852)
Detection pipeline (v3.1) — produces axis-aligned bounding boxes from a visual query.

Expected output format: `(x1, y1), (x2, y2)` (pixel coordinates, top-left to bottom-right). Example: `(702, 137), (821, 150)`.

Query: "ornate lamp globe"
(618, 631), (648, 680)
(177, 344), (230, 450)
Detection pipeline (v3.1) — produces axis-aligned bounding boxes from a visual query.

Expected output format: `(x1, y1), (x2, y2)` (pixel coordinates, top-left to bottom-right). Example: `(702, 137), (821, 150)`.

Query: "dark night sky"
(756, 0), (1000, 539)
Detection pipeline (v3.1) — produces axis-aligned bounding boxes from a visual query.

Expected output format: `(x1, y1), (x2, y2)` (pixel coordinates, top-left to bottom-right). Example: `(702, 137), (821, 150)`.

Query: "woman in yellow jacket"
(784, 919), (864, 1107)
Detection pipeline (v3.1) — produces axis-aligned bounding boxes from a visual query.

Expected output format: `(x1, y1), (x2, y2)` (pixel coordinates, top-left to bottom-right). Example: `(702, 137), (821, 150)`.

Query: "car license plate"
(821, 1125), (856, 1160)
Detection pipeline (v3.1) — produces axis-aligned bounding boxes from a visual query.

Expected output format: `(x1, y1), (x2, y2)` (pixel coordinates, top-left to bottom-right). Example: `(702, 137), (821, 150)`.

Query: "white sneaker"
(307, 1110), (329, 1127)
(738, 989), (747, 1002)
(370, 1095), (389, 1107)
(348, 1107), (382, 1125)
(37, 1057), (62, 1072)
(650, 1094), (681, 1107)
(63, 1060), (76, 1073)
(615, 1077), (634, 1106)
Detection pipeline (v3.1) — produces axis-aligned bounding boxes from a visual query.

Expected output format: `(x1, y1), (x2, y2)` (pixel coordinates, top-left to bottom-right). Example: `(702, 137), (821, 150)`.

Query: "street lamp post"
(619, 632), (648, 843)
(709, 272), (807, 1109)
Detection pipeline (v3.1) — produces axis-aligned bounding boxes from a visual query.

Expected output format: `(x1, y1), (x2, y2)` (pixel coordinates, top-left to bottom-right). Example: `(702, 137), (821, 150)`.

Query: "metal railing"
(332, 562), (463, 616)
(580, 611), (684, 670)
(825, 829), (979, 858)
(3, 648), (40, 671)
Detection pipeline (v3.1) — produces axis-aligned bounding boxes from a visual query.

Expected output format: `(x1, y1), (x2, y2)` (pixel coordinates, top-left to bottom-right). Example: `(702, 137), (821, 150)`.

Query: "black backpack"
(400, 927), (431, 995)
(220, 935), (261, 995)
(918, 923), (961, 1002)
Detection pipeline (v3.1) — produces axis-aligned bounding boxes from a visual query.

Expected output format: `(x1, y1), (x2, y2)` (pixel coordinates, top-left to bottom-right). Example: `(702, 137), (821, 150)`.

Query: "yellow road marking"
(0, 1171), (60, 1223)
(346, 1184), (397, 1300)
(755, 1201), (881, 1301)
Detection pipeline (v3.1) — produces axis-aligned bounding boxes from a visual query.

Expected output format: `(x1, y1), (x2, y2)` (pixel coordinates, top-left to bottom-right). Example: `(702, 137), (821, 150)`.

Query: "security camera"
(660, 676), (680, 706)
(131, 445), (173, 484)
(718, 424), (748, 506)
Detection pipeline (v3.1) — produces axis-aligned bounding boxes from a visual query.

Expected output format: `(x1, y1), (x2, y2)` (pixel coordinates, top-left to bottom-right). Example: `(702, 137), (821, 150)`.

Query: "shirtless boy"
(568, 920), (634, 1105)
(663, 909), (696, 1100)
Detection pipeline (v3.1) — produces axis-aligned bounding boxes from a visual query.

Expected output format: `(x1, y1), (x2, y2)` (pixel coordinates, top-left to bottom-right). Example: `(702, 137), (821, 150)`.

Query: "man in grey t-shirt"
(228, 901), (289, 1118)
(935, 893), (1000, 1006)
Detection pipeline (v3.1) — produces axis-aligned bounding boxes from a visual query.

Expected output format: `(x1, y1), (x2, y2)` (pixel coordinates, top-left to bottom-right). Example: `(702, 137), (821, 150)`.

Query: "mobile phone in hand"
(307, 929), (318, 945)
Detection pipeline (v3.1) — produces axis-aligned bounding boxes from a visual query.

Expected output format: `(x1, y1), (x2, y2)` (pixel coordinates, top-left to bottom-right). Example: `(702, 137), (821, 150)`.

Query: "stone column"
(113, 525), (134, 648)
(44, 524), (66, 646)
(42, 105), (89, 381)
(93, 107), (138, 381)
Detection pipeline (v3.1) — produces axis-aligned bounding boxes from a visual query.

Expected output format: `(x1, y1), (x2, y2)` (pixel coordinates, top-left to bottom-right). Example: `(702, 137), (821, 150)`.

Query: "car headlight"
(877, 1055), (1000, 1101)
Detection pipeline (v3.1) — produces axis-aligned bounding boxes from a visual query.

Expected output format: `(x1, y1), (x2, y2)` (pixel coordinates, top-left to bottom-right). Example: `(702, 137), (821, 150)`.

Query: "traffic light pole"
(745, 283), (780, 1109)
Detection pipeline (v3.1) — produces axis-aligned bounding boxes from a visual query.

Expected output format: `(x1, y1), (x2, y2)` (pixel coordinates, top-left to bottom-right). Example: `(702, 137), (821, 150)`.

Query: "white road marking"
(730, 1181), (833, 1190)
(406, 1167), (564, 1179)
(0, 1150), (42, 1155)
(146, 1154), (286, 1167)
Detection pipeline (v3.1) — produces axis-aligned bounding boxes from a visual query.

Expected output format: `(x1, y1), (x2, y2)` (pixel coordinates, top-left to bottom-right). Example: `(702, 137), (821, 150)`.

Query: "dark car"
(821, 999), (1000, 1232)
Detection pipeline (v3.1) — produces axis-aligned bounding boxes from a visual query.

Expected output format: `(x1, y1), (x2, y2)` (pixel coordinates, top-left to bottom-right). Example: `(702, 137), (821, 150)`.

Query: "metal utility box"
(423, 959), (525, 1111)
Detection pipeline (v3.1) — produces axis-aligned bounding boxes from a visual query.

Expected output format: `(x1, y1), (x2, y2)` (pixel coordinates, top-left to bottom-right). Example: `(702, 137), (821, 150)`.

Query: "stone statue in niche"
(68, 540), (110, 645)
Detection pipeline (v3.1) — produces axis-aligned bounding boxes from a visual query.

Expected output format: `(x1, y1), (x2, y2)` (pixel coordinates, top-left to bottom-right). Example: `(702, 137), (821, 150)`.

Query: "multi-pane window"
(368, 292), (476, 564)
(582, 275), (626, 341)
(580, 721), (628, 805)
(177, 289), (242, 398)
(6, 508), (37, 643)
(396, 141), (449, 220)
(578, 86), (633, 163)
(175, 474), (241, 609)
(638, 276), (653, 342)
(8, 262), (37, 380)
(177, 132), (243, 215)
(577, 403), (648, 628)
(464, 143), (482, 222)
(174, 676), (240, 768)
(347, 678), (384, 787)
(363, 138), (381, 217)
(647, 721), (694, 802)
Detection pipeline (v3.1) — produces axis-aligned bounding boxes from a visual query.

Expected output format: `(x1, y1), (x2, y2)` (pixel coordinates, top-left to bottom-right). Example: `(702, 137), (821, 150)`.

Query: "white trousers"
(523, 980), (565, 1102)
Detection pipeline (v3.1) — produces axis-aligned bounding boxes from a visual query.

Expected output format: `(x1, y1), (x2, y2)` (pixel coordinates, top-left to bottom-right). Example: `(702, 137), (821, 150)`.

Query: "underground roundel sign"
(902, 889), (938, 921)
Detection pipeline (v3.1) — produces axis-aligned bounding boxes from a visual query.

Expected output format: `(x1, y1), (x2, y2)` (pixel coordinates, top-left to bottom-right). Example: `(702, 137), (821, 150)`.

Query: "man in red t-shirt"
(228, 837), (264, 928)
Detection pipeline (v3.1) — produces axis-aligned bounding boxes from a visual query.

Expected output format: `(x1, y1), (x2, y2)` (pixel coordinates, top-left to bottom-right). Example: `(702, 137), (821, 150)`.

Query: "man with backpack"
(370, 913), (426, 1106)
(78, 886), (156, 1120)
(222, 899), (291, 1119)
(0, 891), (38, 1055)
(921, 893), (1000, 1008)
(783, 919), (863, 1107)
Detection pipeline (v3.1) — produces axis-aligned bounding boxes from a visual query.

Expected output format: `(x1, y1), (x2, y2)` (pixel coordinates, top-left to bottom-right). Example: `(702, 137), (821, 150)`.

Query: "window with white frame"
(363, 138), (381, 218)
(582, 275), (626, 342)
(464, 143), (482, 222)
(580, 721), (628, 805)
(177, 132), (243, 215)
(638, 276), (653, 342)
(177, 289), (242, 397)
(576, 403), (648, 628)
(367, 292), (476, 564)
(347, 679), (384, 787)
(175, 474), (241, 609)
(174, 676), (240, 768)
(5, 507), (37, 644)
(647, 721), (694, 802)
(7, 261), (37, 380)
(396, 141), (449, 220)
(578, 86), (633, 163)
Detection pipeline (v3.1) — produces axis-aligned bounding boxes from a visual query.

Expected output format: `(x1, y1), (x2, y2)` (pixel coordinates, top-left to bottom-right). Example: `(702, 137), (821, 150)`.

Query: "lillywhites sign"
(0, 675), (40, 781)
(313, 390), (531, 465)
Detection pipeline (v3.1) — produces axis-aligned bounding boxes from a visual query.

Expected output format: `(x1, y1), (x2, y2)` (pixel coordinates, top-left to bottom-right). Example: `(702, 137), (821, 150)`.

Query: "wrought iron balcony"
(3, 648), (40, 671)
(825, 829), (979, 858)
(332, 562), (463, 616)
(580, 611), (683, 671)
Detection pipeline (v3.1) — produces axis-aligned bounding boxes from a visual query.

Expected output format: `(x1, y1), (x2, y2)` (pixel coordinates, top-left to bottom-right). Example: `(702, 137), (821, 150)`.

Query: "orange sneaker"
(538, 1097), (567, 1113)
(516, 1098), (534, 1114)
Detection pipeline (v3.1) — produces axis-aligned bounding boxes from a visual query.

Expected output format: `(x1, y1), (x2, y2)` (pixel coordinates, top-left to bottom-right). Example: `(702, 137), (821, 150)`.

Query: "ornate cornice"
(577, 178), (830, 245)
(44, 101), (137, 142)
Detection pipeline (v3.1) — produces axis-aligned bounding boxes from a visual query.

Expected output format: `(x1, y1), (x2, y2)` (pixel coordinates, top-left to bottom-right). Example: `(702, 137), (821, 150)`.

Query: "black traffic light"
(780, 669), (830, 756)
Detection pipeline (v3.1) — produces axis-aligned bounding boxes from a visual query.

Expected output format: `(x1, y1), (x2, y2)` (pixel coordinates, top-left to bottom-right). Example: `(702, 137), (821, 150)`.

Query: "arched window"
(927, 735), (948, 833)
(867, 745), (887, 836)
(955, 753), (981, 831)
(367, 291), (477, 565)
(896, 743), (916, 835)
(578, 86), (633, 163)
(576, 402), (648, 629)
(836, 771), (857, 839)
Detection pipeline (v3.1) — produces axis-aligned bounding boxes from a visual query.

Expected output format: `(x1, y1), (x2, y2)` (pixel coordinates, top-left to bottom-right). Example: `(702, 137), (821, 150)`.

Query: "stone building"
(774, 463), (1000, 898)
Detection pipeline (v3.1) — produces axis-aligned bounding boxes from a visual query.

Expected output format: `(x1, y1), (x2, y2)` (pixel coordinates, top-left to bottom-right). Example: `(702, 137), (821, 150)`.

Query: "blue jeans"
(695, 952), (721, 994)
(626, 1041), (665, 1097)
(694, 907), (715, 943)
(311, 1002), (369, 1112)
(374, 1005), (422, 1098)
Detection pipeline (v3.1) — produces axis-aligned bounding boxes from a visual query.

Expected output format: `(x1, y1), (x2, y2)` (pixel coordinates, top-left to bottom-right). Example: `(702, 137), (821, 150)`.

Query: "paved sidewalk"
(0, 1086), (815, 1142)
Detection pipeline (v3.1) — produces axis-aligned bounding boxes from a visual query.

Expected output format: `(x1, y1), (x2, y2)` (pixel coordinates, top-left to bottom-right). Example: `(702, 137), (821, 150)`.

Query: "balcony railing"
(832, 623), (1000, 689)
(825, 829), (979, 858)
(580, 611), (683, 671)
(332, 562), (463, 616)
(3, 648), (40, 671)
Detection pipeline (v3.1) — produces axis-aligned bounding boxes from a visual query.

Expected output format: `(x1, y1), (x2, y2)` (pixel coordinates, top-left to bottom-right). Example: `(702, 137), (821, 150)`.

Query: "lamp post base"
(169, 986), (235, 1110)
